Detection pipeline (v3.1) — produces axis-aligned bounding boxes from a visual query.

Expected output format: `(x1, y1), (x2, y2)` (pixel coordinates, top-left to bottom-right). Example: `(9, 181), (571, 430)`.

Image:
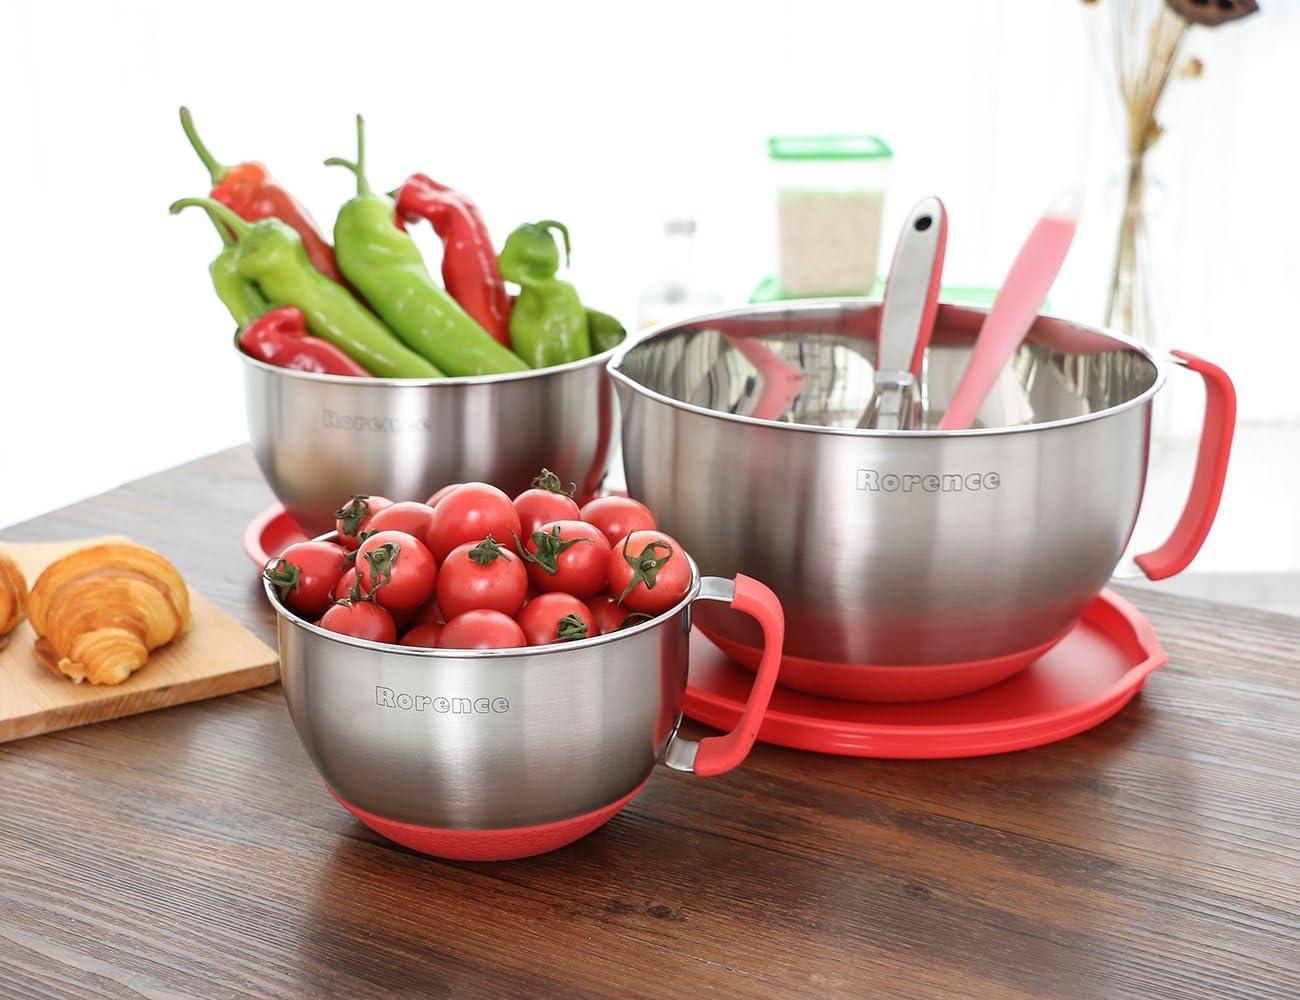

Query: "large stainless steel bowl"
(242, 344), (617, 533)
(265, 559), (783, 860)
(609, 300), (1233, 686)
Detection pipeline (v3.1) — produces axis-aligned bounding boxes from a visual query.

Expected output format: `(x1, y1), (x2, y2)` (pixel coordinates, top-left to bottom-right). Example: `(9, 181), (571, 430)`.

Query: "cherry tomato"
(333, 566), (360, 602)
(361, 501), (437, 544)
(426, 483), (521, 563)
(335, 495), (392, 550)
(516, 593), (599, 646)
(513, 468), (581, 538)
(587, 594), (653, 636)
(399, 623), (443, 648)
(319, 599), (396, 644)
(580, 496), (657, 547)
(356, 530), (438, 610)
(410, 596), (444, 626)
(439, 610), (526, 650)
(607, 530), (692, 614)
(264, 540), (347, 618)
(436, 536), (529, 620)
(427, 483), (463, 509)
(521, 520), (612, 599)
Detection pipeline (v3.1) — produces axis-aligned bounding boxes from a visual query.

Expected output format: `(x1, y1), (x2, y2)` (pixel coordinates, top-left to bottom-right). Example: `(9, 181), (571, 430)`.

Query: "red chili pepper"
(393, 174), (512, 346)
(179, 107), (343, 284)
(238, 306), (371, 377)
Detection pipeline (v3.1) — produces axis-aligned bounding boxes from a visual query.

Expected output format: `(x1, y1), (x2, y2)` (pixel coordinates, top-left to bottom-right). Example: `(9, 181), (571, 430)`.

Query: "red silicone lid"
(243, 502), (309, 567)
(330, 777), (649, 861)
(684, 589), (1165, 759)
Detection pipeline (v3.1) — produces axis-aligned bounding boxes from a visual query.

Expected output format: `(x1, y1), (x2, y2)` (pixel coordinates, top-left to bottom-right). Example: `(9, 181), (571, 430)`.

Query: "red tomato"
(356, 530), (438, 610)
(427, 483), (463, 509)
(264, 540), (347, 618)
(587, 594), (653, 635)
(319, 599), (396, 644)
(607, 530), (692, 614)
(410, 597), (444, 626)
(580, 496), (658, 547)
(426, 483), (521, 562)
(361, 501), (437, 544)
(335, 495), (393, 550)
(436, 536), (529, 620)
(333, 566), (359, 602)
(439, 610), (526, 650)
(516, 593), (599, 646)
(513, 468), (581, 538)
(521, 520), (612, 599)
(399, 623), (443, 648)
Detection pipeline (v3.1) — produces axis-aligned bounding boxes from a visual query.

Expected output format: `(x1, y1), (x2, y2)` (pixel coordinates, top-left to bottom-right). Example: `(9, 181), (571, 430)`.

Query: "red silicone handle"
(1135, 351), (1236, 580)
(692, 575), (785, 777)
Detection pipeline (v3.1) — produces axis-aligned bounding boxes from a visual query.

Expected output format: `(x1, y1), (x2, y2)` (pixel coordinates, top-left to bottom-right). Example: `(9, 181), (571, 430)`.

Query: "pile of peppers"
(174, 109), (626, 378)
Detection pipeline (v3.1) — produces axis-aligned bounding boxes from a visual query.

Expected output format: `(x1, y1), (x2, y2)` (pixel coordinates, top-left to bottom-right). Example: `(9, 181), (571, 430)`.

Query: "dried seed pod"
(1165, 0), (1259, 28)
(0, 550), (27, 648)
(28, 543), (190, 685)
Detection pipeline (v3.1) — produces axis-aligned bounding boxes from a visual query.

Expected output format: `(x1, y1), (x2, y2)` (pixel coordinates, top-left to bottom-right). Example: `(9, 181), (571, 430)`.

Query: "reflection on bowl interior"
(618, 303), (1159, 430)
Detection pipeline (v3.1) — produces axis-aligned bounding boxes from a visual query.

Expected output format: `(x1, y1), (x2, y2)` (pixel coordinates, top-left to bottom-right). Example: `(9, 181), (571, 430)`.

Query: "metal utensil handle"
(1131, 351), (1236, 580)
(663, 575), (784, 776)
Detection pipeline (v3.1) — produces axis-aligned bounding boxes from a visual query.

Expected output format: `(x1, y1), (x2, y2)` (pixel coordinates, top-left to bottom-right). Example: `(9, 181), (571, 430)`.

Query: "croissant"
(27, 543), (191, 685)
(0, 550), (27, 649)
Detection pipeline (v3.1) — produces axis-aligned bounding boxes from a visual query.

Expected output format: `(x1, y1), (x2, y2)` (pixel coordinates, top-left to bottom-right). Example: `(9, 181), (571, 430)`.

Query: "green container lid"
(767, 134), (893, 161)
(748, 278), (1020, 310)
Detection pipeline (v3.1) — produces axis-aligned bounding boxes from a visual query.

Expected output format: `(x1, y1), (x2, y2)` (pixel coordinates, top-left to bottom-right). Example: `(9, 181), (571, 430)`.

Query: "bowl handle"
(662, 574), (784, 777)
(1127, 351), (1236, 580)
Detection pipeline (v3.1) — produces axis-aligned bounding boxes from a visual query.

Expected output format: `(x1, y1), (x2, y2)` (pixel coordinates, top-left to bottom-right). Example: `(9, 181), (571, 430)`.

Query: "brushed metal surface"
(609, 300), (1166, 667)
(268, 566), (732, 830)
(242, 345), (617, 533)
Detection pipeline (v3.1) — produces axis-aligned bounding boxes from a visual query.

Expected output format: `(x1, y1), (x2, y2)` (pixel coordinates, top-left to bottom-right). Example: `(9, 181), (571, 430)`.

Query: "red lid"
(684, 590), (1165, 759)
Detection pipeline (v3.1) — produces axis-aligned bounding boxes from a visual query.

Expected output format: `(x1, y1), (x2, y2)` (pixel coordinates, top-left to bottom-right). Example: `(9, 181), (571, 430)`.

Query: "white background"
(1, 0), (1296, 579)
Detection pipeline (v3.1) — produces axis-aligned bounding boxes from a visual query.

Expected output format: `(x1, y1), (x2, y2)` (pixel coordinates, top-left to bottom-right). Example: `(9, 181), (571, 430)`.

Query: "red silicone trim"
(242, 502), (309, 567)
(698, 624), (1063, 702)
(330, 777), (649, 861)
(692, 575), (785, 777)
(1136, 351), (1236, 580)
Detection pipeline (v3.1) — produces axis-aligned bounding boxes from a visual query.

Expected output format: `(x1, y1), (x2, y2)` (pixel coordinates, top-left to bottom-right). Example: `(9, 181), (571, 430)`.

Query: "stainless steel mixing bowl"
(609, 300), (1234, 685)
(264, 559), (783, 859)
(241, 344), (617, 534)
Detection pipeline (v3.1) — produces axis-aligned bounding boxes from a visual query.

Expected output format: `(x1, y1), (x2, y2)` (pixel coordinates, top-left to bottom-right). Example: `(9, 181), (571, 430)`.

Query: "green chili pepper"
(171, 197), (442, 378)
(200, 212), (269, 328)
(498, 220), (592, 369)
(585, 307), (626, 354)
(325, 116), (527, 377)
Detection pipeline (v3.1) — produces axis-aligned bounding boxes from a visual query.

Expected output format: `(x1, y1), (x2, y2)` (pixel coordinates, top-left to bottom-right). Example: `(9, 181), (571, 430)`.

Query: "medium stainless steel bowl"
(264, 558), (783, 859)
(609, 300), (1234, 689)
(241, 344), (617, 534)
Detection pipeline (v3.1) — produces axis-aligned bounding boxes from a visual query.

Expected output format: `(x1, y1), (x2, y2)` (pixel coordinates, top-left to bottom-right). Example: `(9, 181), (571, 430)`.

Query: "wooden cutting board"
(0, 535), (278, 743)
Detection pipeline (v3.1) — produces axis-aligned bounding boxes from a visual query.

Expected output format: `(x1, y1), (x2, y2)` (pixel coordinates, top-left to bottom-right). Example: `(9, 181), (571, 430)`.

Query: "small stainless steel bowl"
(609, 299), (1234, 696)
(264, 555), (784, 860)
(241, 343), (617, 534)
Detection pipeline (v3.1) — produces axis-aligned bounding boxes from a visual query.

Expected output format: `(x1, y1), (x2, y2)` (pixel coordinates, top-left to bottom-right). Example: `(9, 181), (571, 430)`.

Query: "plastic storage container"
(769, 134), (892, 297)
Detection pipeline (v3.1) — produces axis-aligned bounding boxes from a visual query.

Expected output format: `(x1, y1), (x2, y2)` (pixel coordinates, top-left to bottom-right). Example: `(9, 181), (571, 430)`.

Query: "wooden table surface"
(1, 446), (1296, 999)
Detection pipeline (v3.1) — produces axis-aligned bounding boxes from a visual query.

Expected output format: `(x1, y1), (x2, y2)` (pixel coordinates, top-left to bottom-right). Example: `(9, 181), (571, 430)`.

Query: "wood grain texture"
(0, 535), (277, 743)
(1, 446), (1297, 999)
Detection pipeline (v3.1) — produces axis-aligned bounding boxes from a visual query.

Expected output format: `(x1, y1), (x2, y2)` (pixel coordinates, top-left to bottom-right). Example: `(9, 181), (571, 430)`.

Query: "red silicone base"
(697, 624), (1067, 702)
(329, 778), (650, 861)
(243, 502), (308, 567)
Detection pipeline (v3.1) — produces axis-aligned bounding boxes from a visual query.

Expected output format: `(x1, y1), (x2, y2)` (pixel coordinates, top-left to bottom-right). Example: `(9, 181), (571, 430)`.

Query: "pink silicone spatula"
(938, 189), (1082, 430)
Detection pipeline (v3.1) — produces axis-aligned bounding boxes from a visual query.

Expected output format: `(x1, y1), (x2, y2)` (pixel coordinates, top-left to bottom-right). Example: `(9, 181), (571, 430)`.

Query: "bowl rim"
(263, 545), (702, 659)
(607, 297), (1169, 439)
(235, 335), (622, 388)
